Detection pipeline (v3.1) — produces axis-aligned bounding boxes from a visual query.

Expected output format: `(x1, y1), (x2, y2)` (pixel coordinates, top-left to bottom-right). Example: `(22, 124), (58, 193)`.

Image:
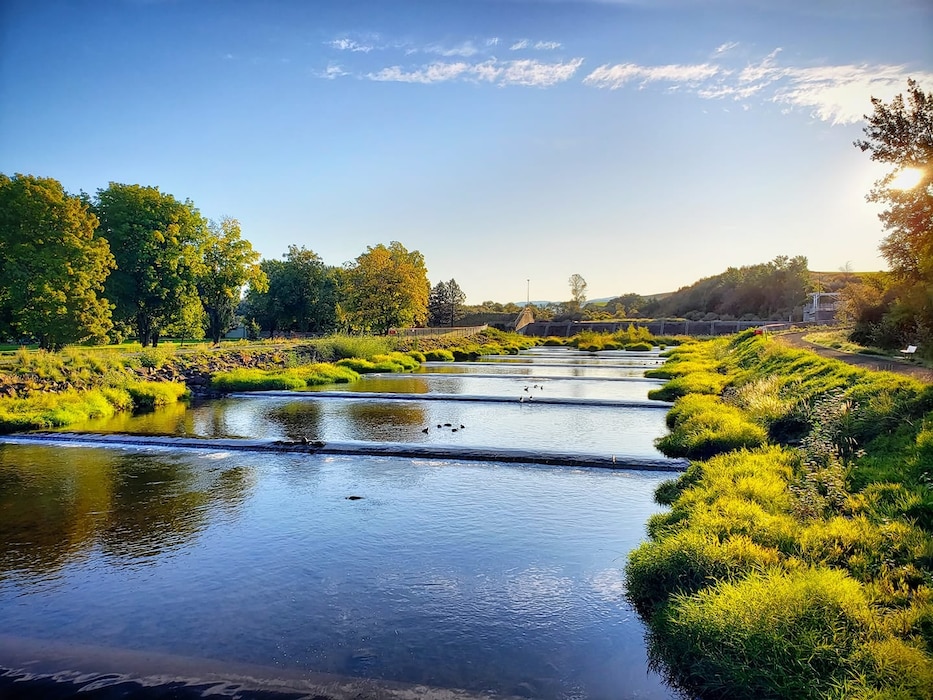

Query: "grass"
(210, 364), (359, 392)
(630, 330), (933, 698)
(804, 329), (888, 357)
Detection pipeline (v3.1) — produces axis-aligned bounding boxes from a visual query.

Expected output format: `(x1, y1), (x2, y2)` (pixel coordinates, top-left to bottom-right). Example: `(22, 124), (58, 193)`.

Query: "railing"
(389, 325), (488, 339)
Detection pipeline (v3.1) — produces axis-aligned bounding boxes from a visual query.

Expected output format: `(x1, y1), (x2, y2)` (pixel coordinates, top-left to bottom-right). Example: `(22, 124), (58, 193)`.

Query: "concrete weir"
(1, 432), (688, 471)
(0, 634), (520, 700)
(231, 390), (674, 410)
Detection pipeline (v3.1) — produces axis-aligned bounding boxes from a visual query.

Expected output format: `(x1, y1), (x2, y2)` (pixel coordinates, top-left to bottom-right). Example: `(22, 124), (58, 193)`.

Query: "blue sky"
(2, 0), (932, 304)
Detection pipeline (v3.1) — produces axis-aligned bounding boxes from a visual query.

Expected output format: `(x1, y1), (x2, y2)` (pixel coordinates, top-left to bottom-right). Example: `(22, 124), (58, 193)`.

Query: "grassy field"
(631, 331), (933, 699)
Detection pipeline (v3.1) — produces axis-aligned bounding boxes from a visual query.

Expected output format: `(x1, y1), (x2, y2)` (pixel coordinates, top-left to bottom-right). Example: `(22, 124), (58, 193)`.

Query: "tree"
(569, 273), (588, 312)
(0, 174), (115, 349)
(94, 183), (207, 346)
(428, 279), (466, 327)
(855, 79), (933, 285)
(854, 79), (933, 352)
(197, 217), (267, 344)
(344, 241), (429, 334)
(243, 247), (338, 336)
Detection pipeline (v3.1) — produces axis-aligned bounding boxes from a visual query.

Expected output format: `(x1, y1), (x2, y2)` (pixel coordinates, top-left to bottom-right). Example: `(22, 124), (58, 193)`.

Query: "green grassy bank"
(0, 330), (539, 432)
(630, 331), (933, 699)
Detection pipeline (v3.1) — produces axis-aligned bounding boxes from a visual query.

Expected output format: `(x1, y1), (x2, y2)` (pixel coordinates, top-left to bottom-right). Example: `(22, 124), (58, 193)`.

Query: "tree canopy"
(0, 174), (115, 349)
(95, 183), (207, 346)
(198, 217), (267, 344)
(851, 79), (933, 353)
(428, 279), (466, 327)
(344, 241), (429, 334)
(243, 246), (338, 337)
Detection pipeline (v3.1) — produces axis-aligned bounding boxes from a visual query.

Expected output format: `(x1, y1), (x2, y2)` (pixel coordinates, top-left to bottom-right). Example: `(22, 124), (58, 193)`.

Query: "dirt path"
(778, 332), (933, 383)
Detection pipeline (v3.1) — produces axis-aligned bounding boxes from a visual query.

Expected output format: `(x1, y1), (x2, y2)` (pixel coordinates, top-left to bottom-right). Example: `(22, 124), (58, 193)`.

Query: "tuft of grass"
(655, 396), (767, 458)
(210, 364), (359, 392)
(424, 348), (455, 362)
(122, 381), (188, 409)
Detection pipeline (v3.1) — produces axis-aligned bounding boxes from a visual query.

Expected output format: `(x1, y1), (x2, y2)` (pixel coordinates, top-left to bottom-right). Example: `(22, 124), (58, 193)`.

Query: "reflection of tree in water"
(267, 401), (325, 441)
(345, 377), (430, 394)
(0, 445), (253, 580)
(58, 401), (192, 436)
(345, 402), (427, 441)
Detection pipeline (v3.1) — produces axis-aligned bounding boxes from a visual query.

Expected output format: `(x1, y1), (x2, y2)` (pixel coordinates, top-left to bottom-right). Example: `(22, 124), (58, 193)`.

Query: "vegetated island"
(630, 329), (932, 699)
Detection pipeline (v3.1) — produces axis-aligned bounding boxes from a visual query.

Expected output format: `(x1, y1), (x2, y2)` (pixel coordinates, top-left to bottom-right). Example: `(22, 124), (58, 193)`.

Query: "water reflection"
(0, 444), (253, 580)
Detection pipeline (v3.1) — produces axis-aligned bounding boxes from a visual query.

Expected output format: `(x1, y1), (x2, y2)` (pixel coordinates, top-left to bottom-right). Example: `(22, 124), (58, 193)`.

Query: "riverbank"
(0, 330), (539, 432)
(629, 331), (933, 699)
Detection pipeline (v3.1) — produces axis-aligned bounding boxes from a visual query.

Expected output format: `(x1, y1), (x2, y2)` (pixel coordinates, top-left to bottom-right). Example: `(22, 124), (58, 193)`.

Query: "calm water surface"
(0, 347), (676, 698)
(0, 445), (672, 698)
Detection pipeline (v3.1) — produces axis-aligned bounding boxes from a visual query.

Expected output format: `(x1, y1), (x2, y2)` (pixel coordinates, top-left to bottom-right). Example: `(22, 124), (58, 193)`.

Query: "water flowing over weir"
(0, 346), (680, 699)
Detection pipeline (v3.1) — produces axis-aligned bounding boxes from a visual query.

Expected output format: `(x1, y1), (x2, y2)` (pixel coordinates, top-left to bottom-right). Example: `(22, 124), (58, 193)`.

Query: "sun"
(889, 167), (924, 190)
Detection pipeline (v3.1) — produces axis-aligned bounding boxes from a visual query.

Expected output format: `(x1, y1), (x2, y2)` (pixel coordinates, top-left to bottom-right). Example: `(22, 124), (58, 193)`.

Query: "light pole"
(526, 279), (530, 307)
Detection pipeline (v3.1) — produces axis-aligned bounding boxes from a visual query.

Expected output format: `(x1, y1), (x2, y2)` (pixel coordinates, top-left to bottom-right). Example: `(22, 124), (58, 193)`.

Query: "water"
(0, 347), (677, 698)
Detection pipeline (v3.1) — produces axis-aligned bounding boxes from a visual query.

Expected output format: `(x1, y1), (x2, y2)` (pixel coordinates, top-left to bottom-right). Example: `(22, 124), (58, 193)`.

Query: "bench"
(901, 345), (918, 357)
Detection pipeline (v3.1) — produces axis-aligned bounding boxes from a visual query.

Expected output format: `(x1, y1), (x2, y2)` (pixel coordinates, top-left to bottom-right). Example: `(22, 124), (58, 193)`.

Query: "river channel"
(0, 346), (680, 699)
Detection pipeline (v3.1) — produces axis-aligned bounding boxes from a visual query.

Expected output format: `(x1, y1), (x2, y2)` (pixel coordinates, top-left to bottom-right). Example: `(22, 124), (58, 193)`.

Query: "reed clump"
(631, 330), (933, 698)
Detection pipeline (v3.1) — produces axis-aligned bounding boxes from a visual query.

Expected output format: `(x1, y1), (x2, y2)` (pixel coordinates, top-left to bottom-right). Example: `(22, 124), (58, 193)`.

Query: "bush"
(313, 335), (393, 361)
(656, 397), (766, 458)
(424, 348), (455, 362)
(648, 371), (729, 401)
(653, 567), (875, 699)
(624, 341), (653, 351)
(123, 381), (188, 409)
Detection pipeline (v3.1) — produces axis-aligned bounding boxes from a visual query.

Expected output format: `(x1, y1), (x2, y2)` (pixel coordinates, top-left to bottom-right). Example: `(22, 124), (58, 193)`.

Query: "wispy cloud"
(582, 47), (933, 125)
(713, 41), (739, 56)
(328, 38), (375, 53)
(486, 37), (500, 47)
(535, 41), (563, 50)
(423, 41), (480, 58)
(510, 39), (530, 51)
(365, 57), (584, 87)
(316, 63), (350, 80)
(583, 62), (721, 89)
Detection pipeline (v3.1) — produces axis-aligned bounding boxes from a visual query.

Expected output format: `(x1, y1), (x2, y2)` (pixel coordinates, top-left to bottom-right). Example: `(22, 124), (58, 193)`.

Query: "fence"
(388, 325), (489, 339)
(521, 320), (797, 337)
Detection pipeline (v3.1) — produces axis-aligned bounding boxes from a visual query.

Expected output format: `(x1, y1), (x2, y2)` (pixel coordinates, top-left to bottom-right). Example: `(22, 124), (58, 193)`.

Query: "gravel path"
(778, 332), (933, 383)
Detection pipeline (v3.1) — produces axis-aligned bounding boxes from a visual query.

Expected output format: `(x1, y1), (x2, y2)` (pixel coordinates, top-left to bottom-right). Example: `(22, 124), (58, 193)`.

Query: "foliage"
(655, 394), (768, 458)
(310, 335), (393, 362)
(94, 183), (206, 347)
(424, 348), (455, 361)
(428, 279), (466, 327)
(197, 217), (267, 344)
(0, 174), (115, 349)
(122, 380), (188, 409)
(209, 363), (358, 392)
(244, 246), (338, 337)
(631, 333), (933, 698)
(336, 352), (419, 374)
(852, 80), (933, 358)
(647, 371), (729, 402)
(343, 241), (430, 334)
(642, 255), (812, 321)
(567, 273), (587, 314)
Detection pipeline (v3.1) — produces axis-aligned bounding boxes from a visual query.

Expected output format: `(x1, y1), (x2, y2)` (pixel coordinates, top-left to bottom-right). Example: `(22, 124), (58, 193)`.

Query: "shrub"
(313, 335), (393, 361)
(0, 389), (116, 431)
(424, 348), (455, 362)
(655, 397), (766, 459)
(406, 350), (426, 363)
(123, 381), (188, 409)
(626, 530), (781, 616)
(648, 372), (729, 401)
(624, 341), (653, 351)
(653, 567), (874, 699)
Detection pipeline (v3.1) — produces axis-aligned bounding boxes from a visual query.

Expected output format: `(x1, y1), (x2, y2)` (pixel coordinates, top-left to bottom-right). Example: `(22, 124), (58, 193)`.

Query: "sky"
(2, 0), (932, 304)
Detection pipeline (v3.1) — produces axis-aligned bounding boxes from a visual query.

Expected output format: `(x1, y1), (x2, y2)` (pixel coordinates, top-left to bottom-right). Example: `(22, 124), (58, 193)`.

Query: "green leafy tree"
(243, 246), (338, 336)
(344, 241), (429, 334)
(854, 79), (933, 352)
(0, 174), (115, 349)
(94, 183), (207, 346)
(428, 279), (466, 327)
(197, 217), (267, 344)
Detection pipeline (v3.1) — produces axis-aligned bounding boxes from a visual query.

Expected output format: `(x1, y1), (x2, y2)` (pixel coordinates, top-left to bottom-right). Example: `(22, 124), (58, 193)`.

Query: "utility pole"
(526, 279), (530, 306)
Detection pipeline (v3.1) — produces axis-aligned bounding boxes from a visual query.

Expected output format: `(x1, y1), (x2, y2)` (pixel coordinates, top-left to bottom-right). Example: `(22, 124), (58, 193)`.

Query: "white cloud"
(317, 63), (350, 80)
(583, 62), (721, 88)
(364, 57), (584, 87)
(499, 57), (585, 86)
(424, 41), (480, 58)
(535, 41), (563, 50)
(487, 37), (501, 47)
(714, 41), (739, 56)
(328, 38), (374, 53)
(510, 39), (530, 50)
(772, 64), (933, 125)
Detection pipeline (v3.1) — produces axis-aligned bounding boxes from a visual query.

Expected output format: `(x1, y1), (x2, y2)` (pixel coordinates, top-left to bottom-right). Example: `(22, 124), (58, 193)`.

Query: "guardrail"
(388, 325), (488, 339)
